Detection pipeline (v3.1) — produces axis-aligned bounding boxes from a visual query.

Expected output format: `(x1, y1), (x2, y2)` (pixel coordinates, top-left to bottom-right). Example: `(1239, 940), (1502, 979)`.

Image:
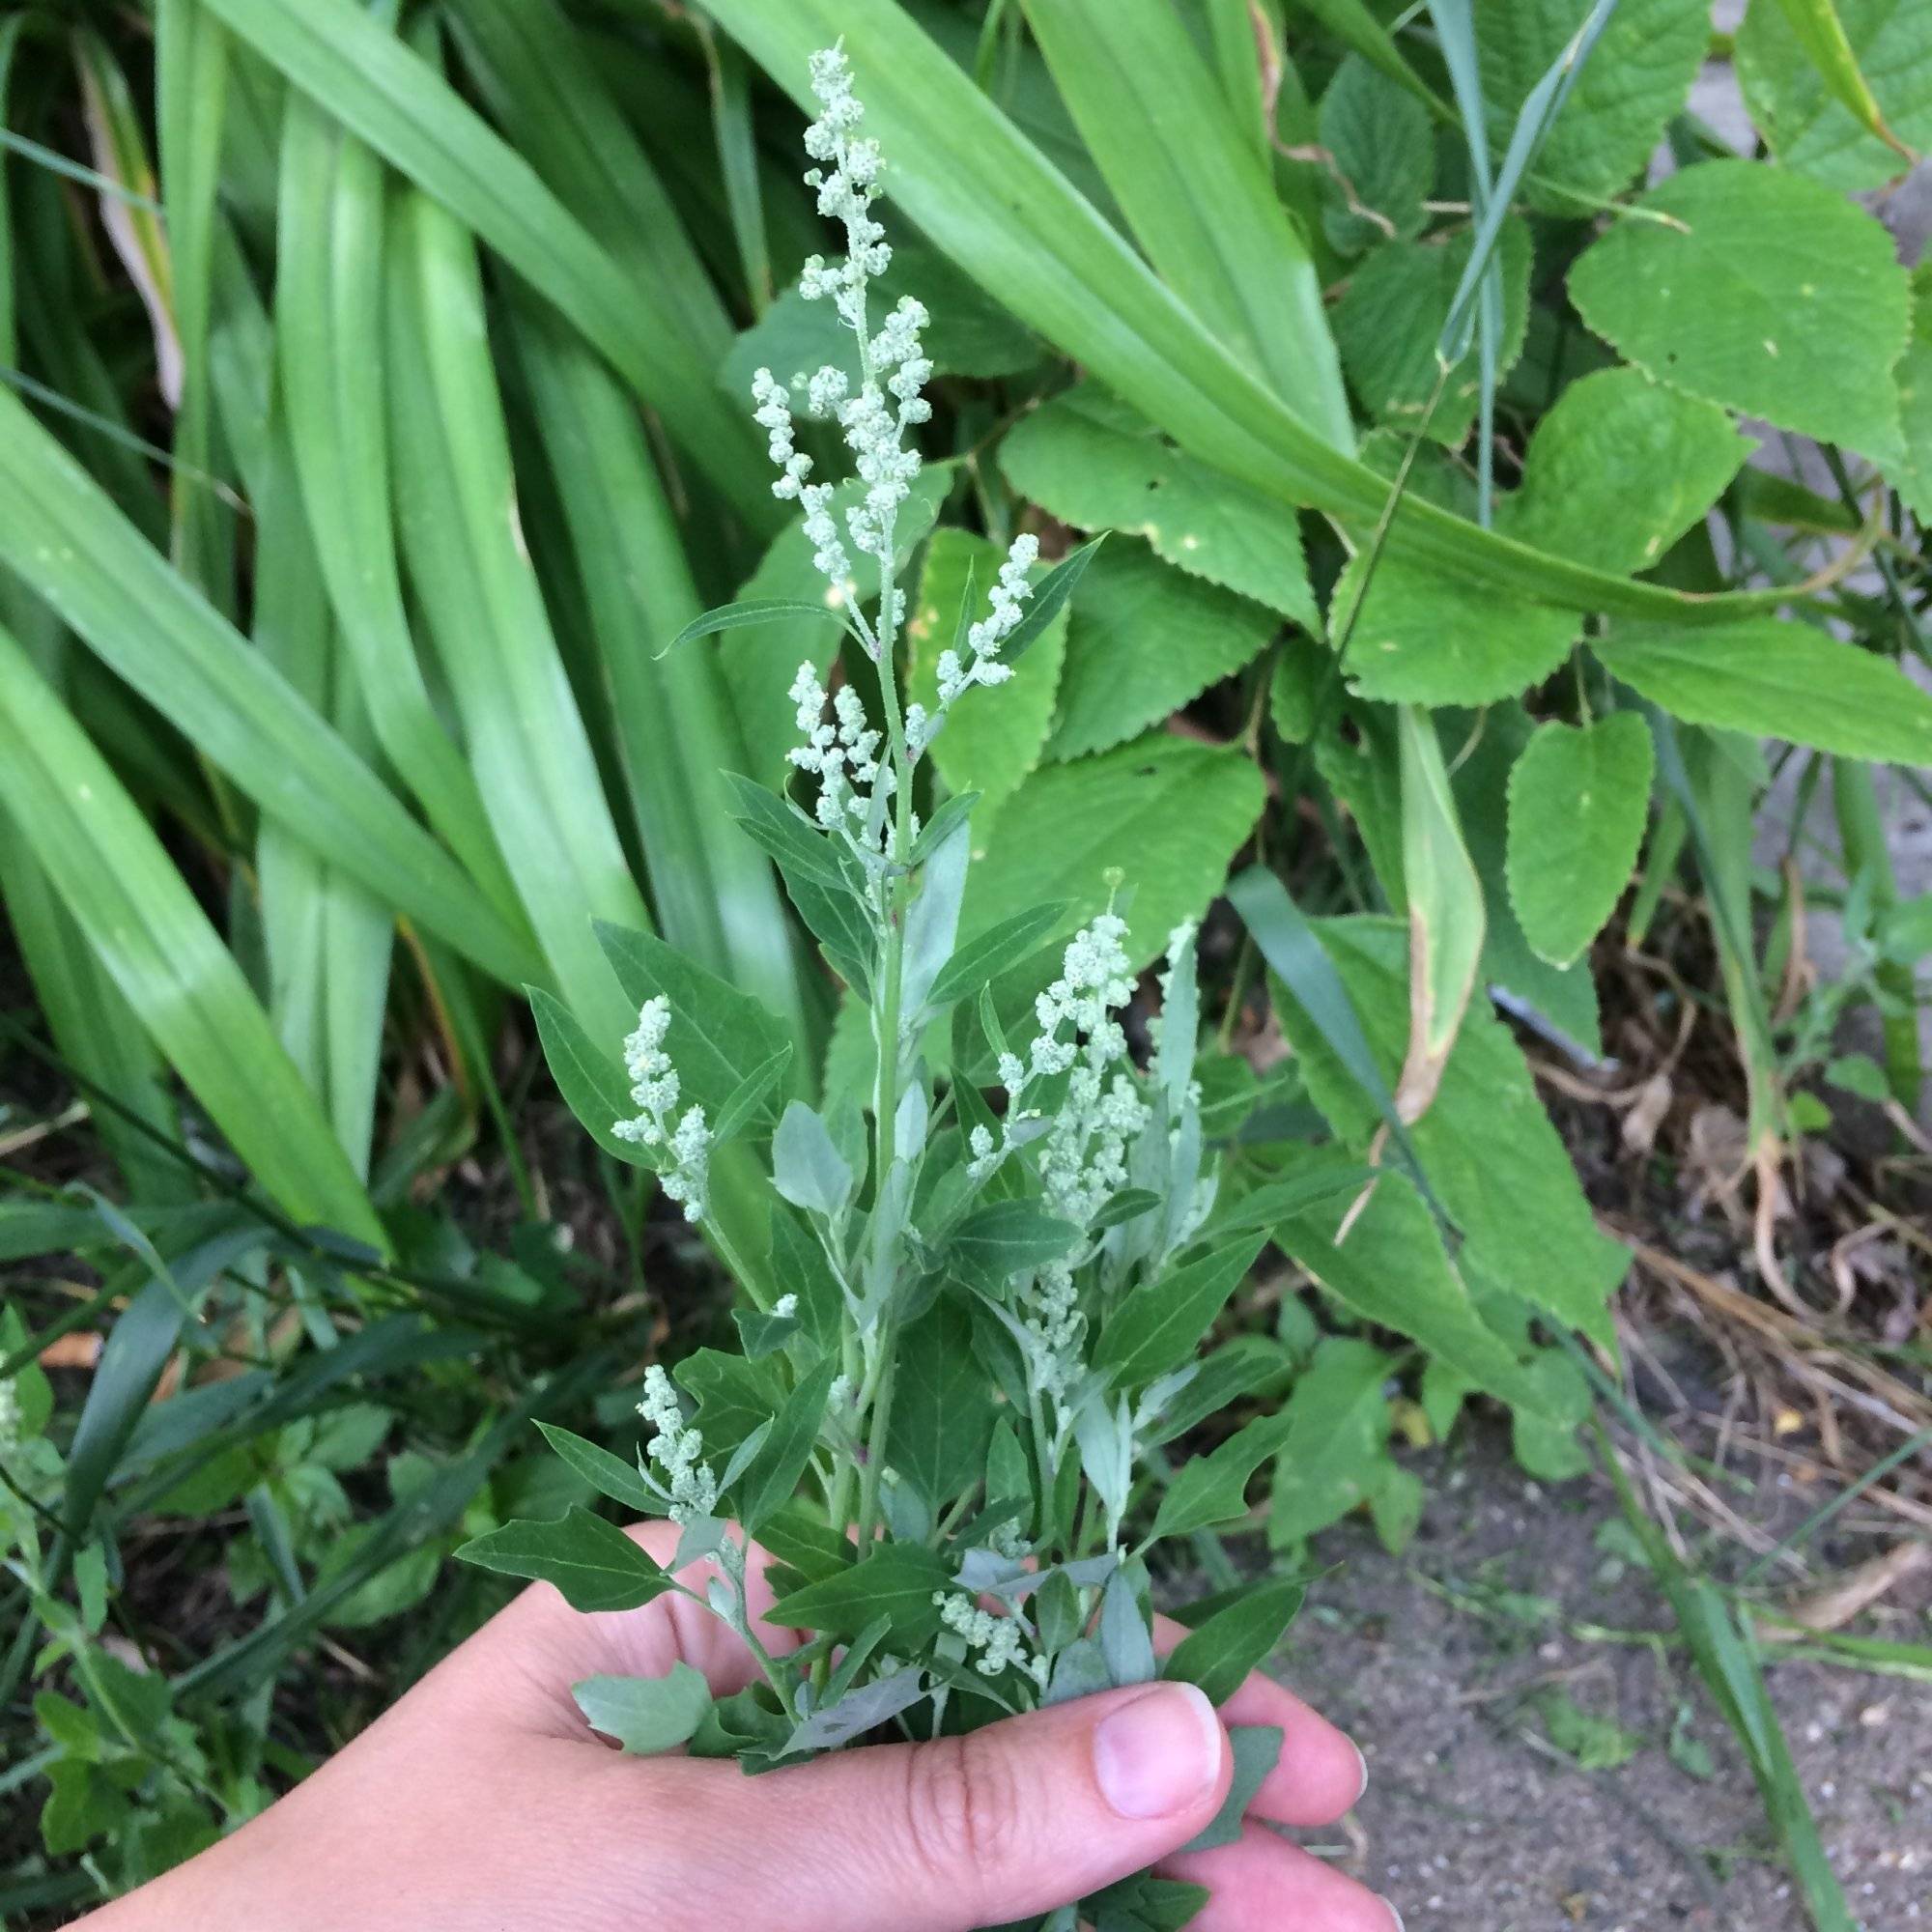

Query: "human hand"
(73, 1522), (1398, 1932)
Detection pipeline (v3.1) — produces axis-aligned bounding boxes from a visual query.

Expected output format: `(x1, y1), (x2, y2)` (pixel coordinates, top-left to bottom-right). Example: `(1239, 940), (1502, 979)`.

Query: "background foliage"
(1, 1), (1928, 1924)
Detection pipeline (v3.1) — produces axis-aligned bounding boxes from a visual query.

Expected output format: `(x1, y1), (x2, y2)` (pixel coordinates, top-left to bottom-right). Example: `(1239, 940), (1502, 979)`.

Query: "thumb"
(700, 1681), (1230, 1932)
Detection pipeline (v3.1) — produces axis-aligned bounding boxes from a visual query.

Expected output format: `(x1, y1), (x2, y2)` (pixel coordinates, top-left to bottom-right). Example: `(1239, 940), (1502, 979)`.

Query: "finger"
(1152, 1611), (1365, 1827)
(642, 1680), (1232, 1932)
(1160, 1822), (1402, 1932)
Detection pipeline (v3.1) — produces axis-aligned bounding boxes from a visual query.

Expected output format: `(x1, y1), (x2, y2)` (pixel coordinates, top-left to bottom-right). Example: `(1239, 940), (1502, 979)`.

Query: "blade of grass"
(383, 181), (647, 1052)
(705, 0), (1784, 624)
(0, 382), (541, 990)
(697, 22), (775, 314)
(507, 294), (812, 1046)
(196, 0), (776, 529)
(0, 622), (386, 1247)
(1602, 1436), (1855, 1932)
(444, 0), (734, 362)
(1022, 0), (1353, 450)
(274, 89), (525, 919)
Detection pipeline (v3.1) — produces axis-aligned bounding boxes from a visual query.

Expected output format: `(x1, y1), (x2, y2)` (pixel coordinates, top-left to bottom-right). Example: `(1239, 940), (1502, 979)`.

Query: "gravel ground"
(1262, 1432), (1930, 1932)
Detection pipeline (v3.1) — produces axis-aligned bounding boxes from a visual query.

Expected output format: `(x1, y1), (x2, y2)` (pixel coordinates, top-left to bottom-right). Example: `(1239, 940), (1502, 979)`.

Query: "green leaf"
(1537, 1689), (1641, 1770)
(1476, 0), (1709, 212)
(1048, 541), (1276, 760)
(999, 384), (1316, 624)
(1266, 1149), (1552, 1412)
(595, 923), (791, 1119)
(909, 529), (1067, 844)
(964, 737), (1265, 972)
(1597, 619), (1932, 765)
(1022, 0), (1353, 449)
(573, 1663), (714, 1754)
(772, 1100), (854, 1218)
(1335, 550), (1577, 706)
(1506, 713), (1656, 967)
(1273, 919), (1629, 1350)
(706, 0), (1788, 628)
(712, 1046), (795, 1147)
(534, 1422), (660, 1515)
(664, 599), (849, 654)
(925, 901), (1070, 1013)
(1179, 1724), (1283, 1853)
(1002, 534), (1108, 666)
(766, 1542), (952, 1644)
(1738, 0), (1932, 189)
(1164, 1577), (1305, 1706)
(1094, 1236), (1267, 1389)
(680, 1350), (786, 1465)
(1333, 217), (1532, 446)
(1569, 158), (1912, 456)
(529, 988), (648, 1167)
(200, 0), (775, 525)
(886, 1298), (1001, 1513)
(1318, 54), (1433, 255)
(0, 634), (384, 1247)
(1500, 369), (1754, 577)
(738, 1357), (838, 1533)
(456, 1507), (671, 1612)
(1265, 1336), (1398, 1547)
(1888, 263), (1932, 526)
(1151, 1404), (1296, 1540)
(945, 1201), (1080, 1294)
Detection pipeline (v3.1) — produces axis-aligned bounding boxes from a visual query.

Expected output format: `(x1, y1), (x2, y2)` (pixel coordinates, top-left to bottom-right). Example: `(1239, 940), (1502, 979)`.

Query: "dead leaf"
(1758, 1542), (1932, 1640)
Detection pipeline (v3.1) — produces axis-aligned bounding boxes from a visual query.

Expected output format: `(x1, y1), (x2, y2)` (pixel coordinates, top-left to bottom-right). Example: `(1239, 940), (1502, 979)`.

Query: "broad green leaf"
(1163, 1577), (1305, 1706)
(1501, 370), (1754, 576)
(706, 0), (1784, 625)
(529, 987), (647, 1167)
(1182, 1726), (1284, 1855)
(945, 1201), (1080, 1293)
(1151, 1402), (1295, 1540)
(1396, 705), (1486, 1123)
(1506, 714), (1656, 967)
(1267, 1150), (1550, 1411)
(594, 923), (791, 1120)
(0, 633), (384, 1248)
(1738, 0), (1932, 187)
(1884, 261), (1932, 526)
(1336, 551), (1577, 705)
(1094, 1237), (1267, 1389)
(1264, 1336), (1398, 1548)
(766, 1543), (952, 1644)
(1510, 1349), (1595, 1481)
(456, 1507), (671, 1612)
(964, 737), (1265, 972)
(535, 1422), (660, 1515)
(1317, 54), (1433, 255)
(1476, 0), (1709, 212)
(1049, 542), (1277, 759)
(1333, 218), (1532, 446)
(999, 384), (1316, 624)
(1268, 635), (1327, 745)
(772, 1101), (855, 1218)
(885, 1299), (1001, 1512)
(679, 1350), (787, 1465)
(199, 0), (775, 525)
(1022, 0), (1353, 449)
(1449, 704), (1604, 1055)
(1597, 619), (1932, 764)
(1273, 919), (1628, 1348)
(573, 1664), (713, 1754)
(1569, 159), (1912, 456)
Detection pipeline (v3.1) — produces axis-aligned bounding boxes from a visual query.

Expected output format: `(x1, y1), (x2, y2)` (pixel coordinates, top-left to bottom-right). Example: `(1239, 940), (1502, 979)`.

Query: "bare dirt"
(1266, 1430), (1930, 1932)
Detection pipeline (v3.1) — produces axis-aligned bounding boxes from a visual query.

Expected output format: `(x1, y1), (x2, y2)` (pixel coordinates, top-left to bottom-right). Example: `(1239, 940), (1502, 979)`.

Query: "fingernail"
(1352, 1738), (1369, 1804)
(1092, 1683), (1223, 1819)
(1379, 1895), (1406, 1932)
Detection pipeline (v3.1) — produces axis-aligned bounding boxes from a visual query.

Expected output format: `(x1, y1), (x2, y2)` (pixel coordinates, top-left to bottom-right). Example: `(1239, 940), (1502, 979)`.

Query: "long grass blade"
(0, 624), (386, 1247)
(196, 0), (777, 529)
(1022, 0), (1353, 450)
(0, 383), (541, 990)
(384, 182), (648, 1049)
